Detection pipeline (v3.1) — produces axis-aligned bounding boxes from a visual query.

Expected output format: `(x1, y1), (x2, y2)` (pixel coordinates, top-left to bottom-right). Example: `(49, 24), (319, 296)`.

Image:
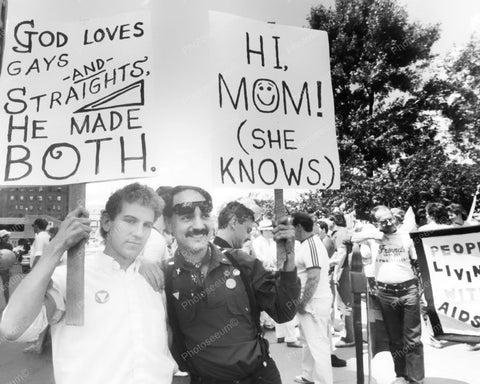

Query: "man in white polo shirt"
(0, 183), (176, 384)
(292, 212), (333, 384)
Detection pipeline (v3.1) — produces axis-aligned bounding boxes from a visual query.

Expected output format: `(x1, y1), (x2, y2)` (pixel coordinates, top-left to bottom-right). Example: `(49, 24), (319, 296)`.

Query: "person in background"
(139, 186), (172, 265)
(163, 185), (300, 383)
(213, 201), (255, 251)
(316, 221), (336, 258)
(330, 212), (354, 348)
(414, 208), (428, 230)
(418, 203), (450, 230)
(0, 230), (14, 305)
(292, 212), (334, 384)
(315, 221), (347, 368)
(447, 203), (472, 227)
(391, 208), (406, 229)
(30, 218), (51, 268)
(23, 218), (51, 353)
(0, 183), (176, 384)
(352, 206), (424, 384)
(253, 218), (278, 330)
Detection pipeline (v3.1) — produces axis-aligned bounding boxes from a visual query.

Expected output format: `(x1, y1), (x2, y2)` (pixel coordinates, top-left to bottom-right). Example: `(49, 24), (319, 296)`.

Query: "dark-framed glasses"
(172, 201), (212, 216)
(379, 217), (394, 226)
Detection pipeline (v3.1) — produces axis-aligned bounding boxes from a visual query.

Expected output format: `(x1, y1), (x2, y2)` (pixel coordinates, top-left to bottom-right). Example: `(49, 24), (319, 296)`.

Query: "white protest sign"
(0, 8), (157, 185)
(413, 227), (480, 337)
(209, 12), (340, 189)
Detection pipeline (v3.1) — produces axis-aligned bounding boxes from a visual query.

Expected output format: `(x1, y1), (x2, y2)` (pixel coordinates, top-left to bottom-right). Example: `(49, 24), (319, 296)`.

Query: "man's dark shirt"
(212, 236), (231, 250)
(167, 239), (300, 380)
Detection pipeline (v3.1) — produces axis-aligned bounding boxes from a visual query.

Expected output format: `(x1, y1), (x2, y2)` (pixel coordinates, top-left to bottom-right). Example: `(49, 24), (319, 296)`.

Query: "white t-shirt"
(374, 230), (417, 284)
(139, 228), (169, 263)
(9, 252), (176, 384)
(418, 222), (451, 231)
(295, 235), (332, 300)
(252, 235), (277, 270)
(30, 231), (50, 267)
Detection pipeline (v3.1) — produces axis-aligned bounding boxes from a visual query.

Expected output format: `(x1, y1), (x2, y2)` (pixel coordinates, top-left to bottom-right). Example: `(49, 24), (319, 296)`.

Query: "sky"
(71, 0), (480, 211)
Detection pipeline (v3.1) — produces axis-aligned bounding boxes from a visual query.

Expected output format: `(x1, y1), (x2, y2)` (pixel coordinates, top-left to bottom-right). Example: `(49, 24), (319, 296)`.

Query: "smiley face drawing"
(253, 79), (280, 113)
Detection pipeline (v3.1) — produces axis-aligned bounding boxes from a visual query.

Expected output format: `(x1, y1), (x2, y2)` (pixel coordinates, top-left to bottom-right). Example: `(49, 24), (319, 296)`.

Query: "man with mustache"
(163, 185), (300, 384)
(0, 183), (176, 384)
(352, 205), (424, 384)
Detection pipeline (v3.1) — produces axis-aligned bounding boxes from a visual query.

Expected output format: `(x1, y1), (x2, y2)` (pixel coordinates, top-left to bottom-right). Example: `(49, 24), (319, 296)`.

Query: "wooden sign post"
(274, 189), (288, 270)
(66, 183), (86, 326)
(350, 243), (367, 383)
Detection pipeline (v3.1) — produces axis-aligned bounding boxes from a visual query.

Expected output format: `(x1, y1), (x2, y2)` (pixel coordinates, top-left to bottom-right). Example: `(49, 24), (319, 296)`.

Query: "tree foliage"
(301, 0), (479, 219)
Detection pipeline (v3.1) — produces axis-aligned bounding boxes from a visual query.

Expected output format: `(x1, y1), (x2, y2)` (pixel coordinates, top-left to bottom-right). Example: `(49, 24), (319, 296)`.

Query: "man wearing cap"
(0, 230), (14, 304)
(163, 185), (300, 383)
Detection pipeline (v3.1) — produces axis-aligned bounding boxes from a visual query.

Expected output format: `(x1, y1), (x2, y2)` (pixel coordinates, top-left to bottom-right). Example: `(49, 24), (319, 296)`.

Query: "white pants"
(298, 297), (333, 384)
(275, 316), (298, 342)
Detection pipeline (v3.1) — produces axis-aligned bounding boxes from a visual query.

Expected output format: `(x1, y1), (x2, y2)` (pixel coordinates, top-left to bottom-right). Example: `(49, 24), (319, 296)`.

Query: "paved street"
(1, 267), (478, 384)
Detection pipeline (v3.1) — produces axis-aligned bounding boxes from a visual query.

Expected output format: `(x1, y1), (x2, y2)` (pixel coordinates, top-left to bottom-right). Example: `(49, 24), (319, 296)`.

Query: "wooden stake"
(66, 183), (86, 326)
(274, 189), (287, 270)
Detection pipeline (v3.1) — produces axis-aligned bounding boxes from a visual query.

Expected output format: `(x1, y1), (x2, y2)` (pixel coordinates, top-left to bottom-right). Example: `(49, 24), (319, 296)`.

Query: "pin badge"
(223, 270), (231, 277)
(95, 290), (110, 304)
(226, 278), (237, 289)
(232, 269), (240, 276)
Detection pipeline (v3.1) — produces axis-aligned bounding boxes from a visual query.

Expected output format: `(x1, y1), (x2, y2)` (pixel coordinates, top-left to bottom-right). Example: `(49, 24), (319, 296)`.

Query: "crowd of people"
(0, 184), (478, 384)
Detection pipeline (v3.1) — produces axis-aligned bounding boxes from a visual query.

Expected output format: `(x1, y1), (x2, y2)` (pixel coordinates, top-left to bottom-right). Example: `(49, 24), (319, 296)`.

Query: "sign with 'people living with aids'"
(412, 226), (480, 340)
(209, 12), (340, 189)
(0, 10), (156, 185)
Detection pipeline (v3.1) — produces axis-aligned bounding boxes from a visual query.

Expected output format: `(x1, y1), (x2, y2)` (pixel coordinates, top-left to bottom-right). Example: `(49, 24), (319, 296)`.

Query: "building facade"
(0, 186), (69, 220)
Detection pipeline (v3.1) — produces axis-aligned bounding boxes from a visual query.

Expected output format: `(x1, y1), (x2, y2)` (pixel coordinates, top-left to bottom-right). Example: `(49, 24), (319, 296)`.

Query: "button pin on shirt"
(226, 278), (236, 289)
(95, 290), (110, 304)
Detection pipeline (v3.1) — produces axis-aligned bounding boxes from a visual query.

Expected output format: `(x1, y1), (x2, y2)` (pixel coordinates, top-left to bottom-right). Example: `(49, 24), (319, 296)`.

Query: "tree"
(301, 0), (479, 218)
(421, 35), (480, 162)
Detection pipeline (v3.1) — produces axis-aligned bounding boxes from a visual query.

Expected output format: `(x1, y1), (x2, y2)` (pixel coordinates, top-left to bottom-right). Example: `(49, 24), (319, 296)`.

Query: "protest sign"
(411, 226), (480, 342)
(209, 12), (340, 189)
(0, 8), (156, 185)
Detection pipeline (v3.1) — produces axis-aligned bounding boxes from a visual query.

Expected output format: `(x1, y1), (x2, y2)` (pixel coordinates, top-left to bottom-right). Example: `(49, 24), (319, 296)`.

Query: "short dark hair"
(100, 183), (163, 239)
(415, 208), (428, 227)
(33, 218), (48, 230)
(318, 220), (329, 233)
(447, 203), (467, 221)
(332, 213), (346, 227)
(217, 201), (255, 229)
(155, 186), (173, 200)
(292, 212), (314, 232)
(163, 185), (212, 218)
(426, 202), (449, 224)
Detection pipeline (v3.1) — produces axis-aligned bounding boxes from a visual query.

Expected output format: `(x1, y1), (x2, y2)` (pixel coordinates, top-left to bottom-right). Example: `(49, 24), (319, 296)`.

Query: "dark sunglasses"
(172, 201), (212, 216)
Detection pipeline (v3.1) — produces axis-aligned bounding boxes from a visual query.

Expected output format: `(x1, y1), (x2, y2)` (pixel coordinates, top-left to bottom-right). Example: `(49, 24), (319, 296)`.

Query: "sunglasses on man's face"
(172, 201), (213, 216)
